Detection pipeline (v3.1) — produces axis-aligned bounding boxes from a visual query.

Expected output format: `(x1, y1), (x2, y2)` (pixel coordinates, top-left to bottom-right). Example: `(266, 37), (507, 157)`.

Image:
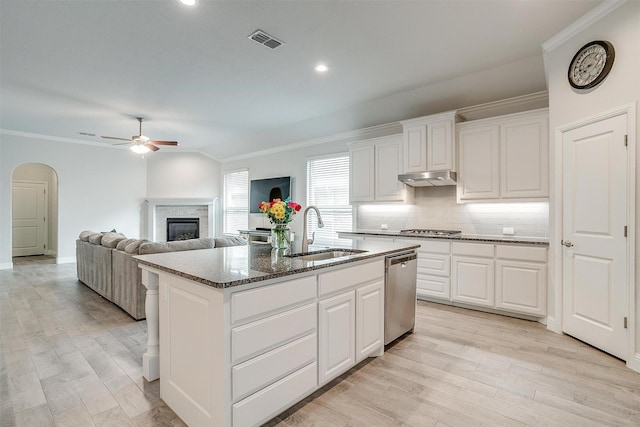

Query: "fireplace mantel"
(142, 198), (216, 242)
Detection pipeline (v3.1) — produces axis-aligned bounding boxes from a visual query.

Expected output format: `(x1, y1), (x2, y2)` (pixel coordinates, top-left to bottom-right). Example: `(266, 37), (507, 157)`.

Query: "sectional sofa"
(76, 231), (246, 319)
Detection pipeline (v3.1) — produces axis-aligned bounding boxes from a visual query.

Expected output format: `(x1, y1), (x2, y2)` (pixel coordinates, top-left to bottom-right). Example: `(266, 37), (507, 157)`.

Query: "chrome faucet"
(302, 206), (324, 253)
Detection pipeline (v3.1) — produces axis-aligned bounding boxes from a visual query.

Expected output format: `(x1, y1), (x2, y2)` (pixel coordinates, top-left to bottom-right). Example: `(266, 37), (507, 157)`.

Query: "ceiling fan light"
(130, 144), (151, 154)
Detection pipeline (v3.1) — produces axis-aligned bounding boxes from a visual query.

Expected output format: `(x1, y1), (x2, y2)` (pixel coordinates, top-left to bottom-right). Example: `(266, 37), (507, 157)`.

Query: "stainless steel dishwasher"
(385, 250), (418, 345)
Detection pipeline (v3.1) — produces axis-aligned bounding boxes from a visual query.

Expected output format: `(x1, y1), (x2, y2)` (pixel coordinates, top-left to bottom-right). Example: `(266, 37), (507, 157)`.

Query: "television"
(249, 176), (292, 213)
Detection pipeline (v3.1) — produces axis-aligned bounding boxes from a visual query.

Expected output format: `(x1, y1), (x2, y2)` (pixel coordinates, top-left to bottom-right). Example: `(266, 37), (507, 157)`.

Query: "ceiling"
(0, 0), (600, 161)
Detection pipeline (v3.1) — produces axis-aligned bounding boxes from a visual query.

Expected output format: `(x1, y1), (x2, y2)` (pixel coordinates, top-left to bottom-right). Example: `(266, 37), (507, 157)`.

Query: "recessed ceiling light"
(179, 0), (197, 6)
(315, 64), (329, 73)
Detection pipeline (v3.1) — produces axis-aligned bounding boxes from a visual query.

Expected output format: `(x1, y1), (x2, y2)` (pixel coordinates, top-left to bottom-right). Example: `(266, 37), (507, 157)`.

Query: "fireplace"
(166, 218), (200, 241)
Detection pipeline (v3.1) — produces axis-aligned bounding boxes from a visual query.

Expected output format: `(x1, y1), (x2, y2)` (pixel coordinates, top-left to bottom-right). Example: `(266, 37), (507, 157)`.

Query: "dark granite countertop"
(135, 239), (419, 289)
(338, 230), (549, 246)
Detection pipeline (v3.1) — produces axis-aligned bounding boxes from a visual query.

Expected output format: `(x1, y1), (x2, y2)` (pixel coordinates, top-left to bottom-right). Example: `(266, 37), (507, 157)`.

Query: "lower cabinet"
(452, 242), (546, 316)
(397, 238), (451, 300)
(452, 242), (495, 308)
(317, 261), (384, 386)
(158, 260), (386, 427)
(318, 292), (356, 384)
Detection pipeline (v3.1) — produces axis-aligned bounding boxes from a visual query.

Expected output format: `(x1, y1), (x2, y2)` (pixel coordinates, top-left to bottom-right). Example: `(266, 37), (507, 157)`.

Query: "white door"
(355, 281), (384, 362)
(12, 181), (47, 257)
(562, 113), (628, 360)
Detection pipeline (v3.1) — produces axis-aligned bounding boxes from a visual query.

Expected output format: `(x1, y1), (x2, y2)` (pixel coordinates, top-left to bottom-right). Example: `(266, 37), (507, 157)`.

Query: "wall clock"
(568, 40), (615, 90)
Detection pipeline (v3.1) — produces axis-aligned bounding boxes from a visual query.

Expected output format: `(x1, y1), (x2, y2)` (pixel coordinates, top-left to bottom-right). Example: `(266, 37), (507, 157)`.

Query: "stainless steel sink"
(286, 249), (367, 261)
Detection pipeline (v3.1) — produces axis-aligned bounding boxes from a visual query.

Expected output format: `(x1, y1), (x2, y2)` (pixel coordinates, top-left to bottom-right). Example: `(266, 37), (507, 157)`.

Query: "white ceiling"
(0, 0), (600, 160)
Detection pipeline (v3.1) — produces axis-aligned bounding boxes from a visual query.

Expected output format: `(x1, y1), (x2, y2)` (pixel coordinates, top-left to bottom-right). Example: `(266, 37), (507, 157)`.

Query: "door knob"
(561, 240), (574, 248)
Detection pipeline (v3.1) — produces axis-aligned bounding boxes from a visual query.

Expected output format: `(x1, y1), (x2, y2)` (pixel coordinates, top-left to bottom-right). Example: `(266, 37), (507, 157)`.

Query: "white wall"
(146, 151), (221, 199)
(357, 186), (549, 237)
(543, 0), (640, 364)
(12, 163), (59, 255)
(222, 140), (349, 240)
(0, 133), (147, 267)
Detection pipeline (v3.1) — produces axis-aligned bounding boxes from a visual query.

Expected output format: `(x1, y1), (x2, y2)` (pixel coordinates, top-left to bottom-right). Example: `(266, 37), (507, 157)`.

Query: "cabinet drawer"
(231, 303), (316, 364)
(233, 362), (317, 427)
(417, 254), (450, 277)
(231, 275), (316, 324)
(232, 333), (316, 402)
(496, 245), (547, 263)
(452, 242), (494, 258)
(318, 260), (384, 297)
(417, 276), (450, 300)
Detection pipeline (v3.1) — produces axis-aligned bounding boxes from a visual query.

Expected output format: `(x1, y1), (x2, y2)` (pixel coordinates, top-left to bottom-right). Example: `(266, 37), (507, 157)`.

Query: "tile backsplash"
(356, 186), (548, 237)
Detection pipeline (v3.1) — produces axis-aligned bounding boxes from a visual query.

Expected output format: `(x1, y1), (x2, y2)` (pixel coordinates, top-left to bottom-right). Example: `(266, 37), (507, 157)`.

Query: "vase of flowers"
(258, 197), (302, 250)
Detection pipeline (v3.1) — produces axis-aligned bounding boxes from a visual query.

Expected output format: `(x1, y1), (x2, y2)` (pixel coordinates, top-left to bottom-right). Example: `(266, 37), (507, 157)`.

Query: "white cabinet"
(349, 143), (375, 202)
(457, 123), (500, 200)
(355, 281), (384, 362)
(457, 109), (549, 202)
(495, 245), (547, 316)
(500, 113), (549, 199)
(401, 111), (458, 174)
(349, 135), (413, 203)
(396, 238), (451, 301)
(317, 260), (384, 385)
(452, 242), (495, 308)
(318, 291), (355, 384)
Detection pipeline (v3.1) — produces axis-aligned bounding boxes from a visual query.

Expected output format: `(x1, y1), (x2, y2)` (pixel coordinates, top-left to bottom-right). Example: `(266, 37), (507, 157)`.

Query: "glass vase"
(271, 225), (291, 250)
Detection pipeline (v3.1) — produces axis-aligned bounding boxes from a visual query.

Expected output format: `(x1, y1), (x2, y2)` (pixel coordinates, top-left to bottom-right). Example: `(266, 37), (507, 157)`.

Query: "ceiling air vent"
(248, 29), (284, 49)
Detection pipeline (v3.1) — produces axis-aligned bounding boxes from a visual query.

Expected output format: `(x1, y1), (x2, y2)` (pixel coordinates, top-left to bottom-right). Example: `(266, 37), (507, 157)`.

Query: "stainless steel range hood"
(398, 171), (457, 187)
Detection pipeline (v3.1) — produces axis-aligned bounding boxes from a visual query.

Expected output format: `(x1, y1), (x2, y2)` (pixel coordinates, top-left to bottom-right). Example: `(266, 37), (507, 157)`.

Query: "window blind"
(223, 170), (248, 235)
(306, 155), (352, 247)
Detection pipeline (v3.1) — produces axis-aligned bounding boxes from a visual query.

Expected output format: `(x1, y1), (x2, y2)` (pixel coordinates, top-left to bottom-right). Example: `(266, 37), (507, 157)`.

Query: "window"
(223, 170), (248, 235)
(306, 154), (352, 247)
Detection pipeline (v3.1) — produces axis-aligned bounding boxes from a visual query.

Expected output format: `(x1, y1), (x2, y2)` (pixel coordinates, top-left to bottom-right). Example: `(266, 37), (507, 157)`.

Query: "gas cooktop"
(399, 229), (462, 236)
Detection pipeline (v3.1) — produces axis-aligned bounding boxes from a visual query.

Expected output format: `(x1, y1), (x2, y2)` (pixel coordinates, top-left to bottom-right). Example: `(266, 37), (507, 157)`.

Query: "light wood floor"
(2, 261), (640, 426)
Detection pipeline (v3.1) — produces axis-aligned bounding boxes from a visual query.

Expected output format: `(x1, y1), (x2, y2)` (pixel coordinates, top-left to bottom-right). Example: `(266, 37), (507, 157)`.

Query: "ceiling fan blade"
(149, 140), (179, 146)
(112, 142), (133, 146)
(101, 136), (132, 141)
(144, 143), (160, 152)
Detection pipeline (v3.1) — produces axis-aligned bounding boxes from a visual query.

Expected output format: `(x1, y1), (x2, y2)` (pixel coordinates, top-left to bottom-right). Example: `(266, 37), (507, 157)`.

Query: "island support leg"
(141, 270), (160, 381)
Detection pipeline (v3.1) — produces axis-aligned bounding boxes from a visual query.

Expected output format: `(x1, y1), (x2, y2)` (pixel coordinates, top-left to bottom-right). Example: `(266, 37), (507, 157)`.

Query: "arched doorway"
(11, 163), (59, 262)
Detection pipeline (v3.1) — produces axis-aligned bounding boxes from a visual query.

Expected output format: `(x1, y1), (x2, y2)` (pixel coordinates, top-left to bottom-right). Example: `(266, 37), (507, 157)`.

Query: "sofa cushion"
(116, 238), (138, 251)
(139, 238), (214, 255)
(124, 239), (147, 254)
(214, 236), (247, 247)
(101, 232), (127, 248)
(87, 233), (104, 245)
(79, 230), (96, 242)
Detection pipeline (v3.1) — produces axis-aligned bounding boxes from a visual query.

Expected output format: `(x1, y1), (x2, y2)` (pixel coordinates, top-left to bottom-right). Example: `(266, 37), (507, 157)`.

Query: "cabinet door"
(500, 114), (549, 198)
(427, 118), (455, 171)
(417, 275), (451, 300)
(355, 281), (384, 362)
(457, 124), (499, 200)
(496, 260), (546, 316)
(403, 124), (427, 173)
(349, 144), (375, 202)
(452, 255), (495, 307)
(318, 291), (355, 385)
(375, 138), (404, 201)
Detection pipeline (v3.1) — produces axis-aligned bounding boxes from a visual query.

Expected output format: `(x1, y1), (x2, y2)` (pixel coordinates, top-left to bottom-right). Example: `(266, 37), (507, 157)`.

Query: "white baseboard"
(56, 256), (76, 264)
(0, 262), (13, 270)
(628, 353), (640, 374)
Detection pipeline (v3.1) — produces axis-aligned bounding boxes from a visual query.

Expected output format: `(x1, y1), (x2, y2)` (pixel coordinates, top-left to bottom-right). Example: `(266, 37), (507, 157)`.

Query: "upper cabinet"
(400, 111), (459, 173)
(349, 135), (413, 204)
(457, 109), (549, 202)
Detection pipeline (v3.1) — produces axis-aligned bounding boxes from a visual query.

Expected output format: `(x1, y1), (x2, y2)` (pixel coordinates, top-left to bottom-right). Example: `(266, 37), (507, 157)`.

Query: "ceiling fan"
(101, 117), (178, 154)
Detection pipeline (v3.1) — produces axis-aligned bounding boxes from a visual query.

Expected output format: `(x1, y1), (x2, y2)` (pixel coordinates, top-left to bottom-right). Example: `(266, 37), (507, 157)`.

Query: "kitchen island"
(135, 239), (419, 427)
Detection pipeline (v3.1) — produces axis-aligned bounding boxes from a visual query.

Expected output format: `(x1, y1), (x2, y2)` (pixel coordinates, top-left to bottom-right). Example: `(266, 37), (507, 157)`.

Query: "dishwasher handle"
(386, 252), (417, 267)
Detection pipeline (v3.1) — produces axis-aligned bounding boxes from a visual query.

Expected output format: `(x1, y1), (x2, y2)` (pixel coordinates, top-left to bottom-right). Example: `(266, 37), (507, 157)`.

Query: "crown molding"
(456, 91), (549, 122)
(542, 0), (628, 53)
(218, 122), (402, 163)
